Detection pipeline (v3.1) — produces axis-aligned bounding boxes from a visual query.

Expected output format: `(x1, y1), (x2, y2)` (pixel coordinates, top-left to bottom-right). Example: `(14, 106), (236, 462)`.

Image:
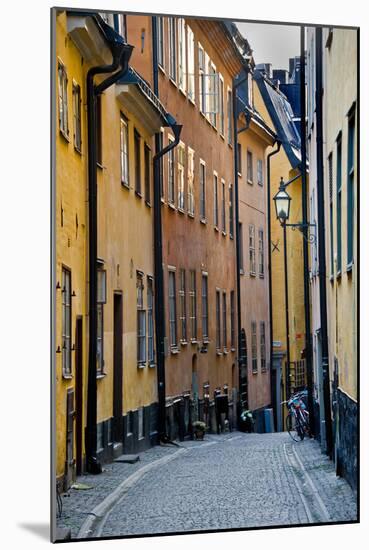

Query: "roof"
(236, 96), (277, 142)
(254, 69), (302, 169)
(221, 21), (254, 68)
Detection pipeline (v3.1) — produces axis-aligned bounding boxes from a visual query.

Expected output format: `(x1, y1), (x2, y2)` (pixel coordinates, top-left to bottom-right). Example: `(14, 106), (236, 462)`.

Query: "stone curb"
(77, 447), (187, 539)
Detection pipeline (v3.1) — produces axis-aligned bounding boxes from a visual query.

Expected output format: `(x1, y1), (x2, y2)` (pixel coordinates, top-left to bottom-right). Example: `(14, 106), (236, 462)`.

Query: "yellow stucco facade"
(54, 10), (162, 489)
(253, 82), (307, 423)
(323, 28), (357, 402)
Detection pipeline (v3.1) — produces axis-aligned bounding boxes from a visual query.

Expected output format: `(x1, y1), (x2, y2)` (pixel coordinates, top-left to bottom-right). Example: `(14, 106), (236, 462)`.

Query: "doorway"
(75, 317), (83, 475)
(113, 293), (123, 443)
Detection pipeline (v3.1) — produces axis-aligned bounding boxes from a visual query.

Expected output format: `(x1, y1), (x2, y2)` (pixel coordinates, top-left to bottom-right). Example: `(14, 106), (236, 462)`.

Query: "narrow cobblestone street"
(57, 432), (357, 540)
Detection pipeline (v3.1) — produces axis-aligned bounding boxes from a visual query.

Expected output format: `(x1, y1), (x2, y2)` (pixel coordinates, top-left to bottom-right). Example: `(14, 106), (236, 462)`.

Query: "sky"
(236, 22), (300, 72)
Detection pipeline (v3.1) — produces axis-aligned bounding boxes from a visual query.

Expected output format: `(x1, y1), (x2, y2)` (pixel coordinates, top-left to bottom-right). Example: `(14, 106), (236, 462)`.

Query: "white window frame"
(120, 113), (129, 187)
(247, 150), (253, 184)
(187, 147), (195, 216)
(257, 158), (263, 186)
(137, 272), (146, 366)
(179, 268), (187, 342)
(178, 18), (187, 93)
(168, 268), (178, 348)
(72, 81), (82, 152)
(157, 16), (165, 70)
(201, 272), (209, 341)
(219, 73), (225, 137)
(249, 224), (256, 275)
(187, 25), (195, 102)
(215, 289), (221, 351)
(198, 42), (205, 114)
(168, 134), (175, 205)
(258, 228), (264, 277)
(221, 179), (226, 234)
(168, 17), (176, 82)
(177, 141), (186, 211)
(199, 159), (206, 222)
(62, 267), (72, 377)
(147, 276), (155, 365)
(189, 270), (197, 341)
(58, 60), (69, 138)
(213, 171), (219, 228)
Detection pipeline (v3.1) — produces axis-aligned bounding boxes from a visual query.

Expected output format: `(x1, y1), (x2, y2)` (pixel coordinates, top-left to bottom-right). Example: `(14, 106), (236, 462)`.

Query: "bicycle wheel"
(286, 412), (301, 442)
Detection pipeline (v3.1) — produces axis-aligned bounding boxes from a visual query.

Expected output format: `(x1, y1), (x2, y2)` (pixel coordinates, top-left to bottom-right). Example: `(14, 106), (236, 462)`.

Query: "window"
(96, 95), (102, 165)
(219, 74), (224, 136)
(347, 110), (355, 267)
(237, 143), (242, 175)
(72, 82), (81, 151)
(336, 134), (342, 274)
(200, 160), (206, 220)
(227, 88), (232, 145)
(58, 61), (69, 138)
(179, 269), (187, 342)
(168, 270), (177, 348)
(229, 184), (234, 238)
(213, 173), (219, 227)
(62, 267), (72, 376)
(178, 143), (185, 210)
(221, 180), (226, 233)
(168, 18), (176, 81)
(258, 229), (264, 277)
(216, 290), (221, 351)
(247, 150), (253, 183)
(120, 114), (129, 187)
(260, 321), (266, 371)
(187, 147), (195, 216)
(144, 144), (151, 205)
(251, 321), (257, 372)
(257, 159), (263, 186)
(134, 129), (141, 196)
(230, 291), (235, 349)
(201, 273), (209, 339)
(222, 291), (227, 350)
(157, 16), (164, 68)
(198, 43), (205, 113)
(208, 62), (218, 127)
(168, 135), (175, 204)
(189, 270), (197, 340)
(249, 224), (256, 275)
(147, 277), (154, 364)
(137, 272), (146, 365)
(239, 222), (244, 273)
(97, 268), (106, 375)
(178, 18), (187, 92)
(328, 153), (334, 277)
(187, 26), (195, 101)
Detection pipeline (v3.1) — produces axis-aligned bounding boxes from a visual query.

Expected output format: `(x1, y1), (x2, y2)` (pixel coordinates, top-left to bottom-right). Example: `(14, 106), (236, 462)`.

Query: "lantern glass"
(273, 188), (291, 221)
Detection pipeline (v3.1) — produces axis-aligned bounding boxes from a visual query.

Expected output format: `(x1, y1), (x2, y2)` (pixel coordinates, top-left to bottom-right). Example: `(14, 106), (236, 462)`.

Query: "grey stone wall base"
(335, 389), (357, 492)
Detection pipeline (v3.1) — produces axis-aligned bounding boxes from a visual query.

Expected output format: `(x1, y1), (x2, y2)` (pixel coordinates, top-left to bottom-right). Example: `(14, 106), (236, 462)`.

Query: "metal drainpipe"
(232, 68), (250, 424)
(85, 41), (133, 474)
(151, 16), (183, 442)
(300, 25), (315, 436)
(266, 140), (281, 422)
(315, 26), (333, 454)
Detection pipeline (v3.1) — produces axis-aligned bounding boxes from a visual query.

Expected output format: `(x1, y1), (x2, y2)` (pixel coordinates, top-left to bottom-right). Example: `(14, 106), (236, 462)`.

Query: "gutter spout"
(86, 37), (133, 475)
(153, 121), (183, 443)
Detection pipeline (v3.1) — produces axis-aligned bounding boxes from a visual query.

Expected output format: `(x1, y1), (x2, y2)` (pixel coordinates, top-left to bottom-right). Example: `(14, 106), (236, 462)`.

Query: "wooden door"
(75, 317), (83, 475)
(113, 293), (123, 442)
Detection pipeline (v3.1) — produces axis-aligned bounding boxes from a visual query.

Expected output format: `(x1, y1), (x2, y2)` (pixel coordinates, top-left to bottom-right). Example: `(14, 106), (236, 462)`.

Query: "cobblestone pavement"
(56, 431), (357, 540)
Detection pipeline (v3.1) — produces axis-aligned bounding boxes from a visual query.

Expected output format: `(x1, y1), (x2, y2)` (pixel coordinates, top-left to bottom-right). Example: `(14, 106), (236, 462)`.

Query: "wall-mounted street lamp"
(273, 177), (316, 244)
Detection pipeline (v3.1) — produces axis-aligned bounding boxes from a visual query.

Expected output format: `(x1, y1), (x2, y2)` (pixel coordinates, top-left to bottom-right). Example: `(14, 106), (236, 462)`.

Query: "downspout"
(266, 140), (281, 422)
(152, 16), (183, 442)
(315, 27), (333, 454)
(300, 25), (315, 435)
(85, 38), (133, 474)
(232, 68), (250, 423)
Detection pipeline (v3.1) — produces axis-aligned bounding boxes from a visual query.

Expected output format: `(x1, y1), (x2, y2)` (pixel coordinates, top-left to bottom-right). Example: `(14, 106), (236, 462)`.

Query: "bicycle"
(282, 390), (310, 442)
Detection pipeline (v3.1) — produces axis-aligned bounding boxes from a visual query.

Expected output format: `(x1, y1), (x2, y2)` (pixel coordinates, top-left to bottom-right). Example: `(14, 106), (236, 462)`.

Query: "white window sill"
(168, 202), (176, 210)
(96, 373), (107, 379)
(180, 341), (188, 346)
(200, 218), (207, 225)
(188, 212), (195, 219)
(171, 347), (179, 354)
